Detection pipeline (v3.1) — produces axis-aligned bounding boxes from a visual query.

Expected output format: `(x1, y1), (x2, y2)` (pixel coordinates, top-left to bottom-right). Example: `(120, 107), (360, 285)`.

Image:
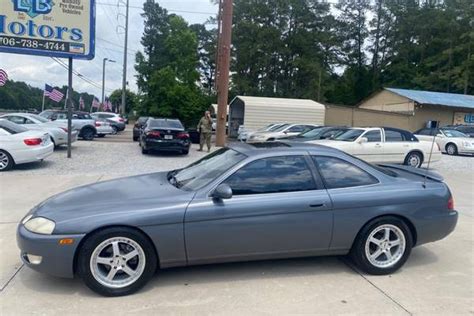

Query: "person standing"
(197, 111), (213, 152)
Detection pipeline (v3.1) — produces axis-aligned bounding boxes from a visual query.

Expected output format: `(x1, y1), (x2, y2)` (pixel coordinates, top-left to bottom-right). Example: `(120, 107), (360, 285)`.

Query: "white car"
(94, 119), (114, 137)
(415, 127), (474, 156)
(247, 123), (318, 142)
(0, 119), (54, 171)
(238, 123), (288, 142)
(309, 127), (441, 168)
(0, 113), (78, 147)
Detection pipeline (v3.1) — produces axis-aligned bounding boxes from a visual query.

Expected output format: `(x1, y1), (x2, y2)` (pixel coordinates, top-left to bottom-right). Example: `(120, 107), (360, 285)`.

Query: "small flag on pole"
(91, 97), (100, 109)
(0, 69), (8, 86)
(79, 96), (85, 110)
(44, 84), (64, 102)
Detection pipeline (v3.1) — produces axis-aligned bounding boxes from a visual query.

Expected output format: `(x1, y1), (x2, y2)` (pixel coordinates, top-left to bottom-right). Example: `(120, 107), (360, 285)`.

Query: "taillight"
(448, 196), (454, 210)
(95, 122), (102, 127)
(177, 132), (190, 139)
(61, 127), (68, 132)
(119, 118), (124, 122)
(147, 131), (161, 137)
(24, 138), (42, 146)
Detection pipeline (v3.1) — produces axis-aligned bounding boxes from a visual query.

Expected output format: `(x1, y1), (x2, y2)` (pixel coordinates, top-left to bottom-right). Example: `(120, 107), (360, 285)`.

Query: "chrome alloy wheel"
(0, 152), (9, 170)
(365, 224), (406, 269)
(90, 237), (146, 289)
(407, 153), (421, 167)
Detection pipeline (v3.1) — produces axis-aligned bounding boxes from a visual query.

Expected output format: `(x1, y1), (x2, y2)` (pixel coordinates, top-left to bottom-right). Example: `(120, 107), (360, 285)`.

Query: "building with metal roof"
(358, 88), (474, 129)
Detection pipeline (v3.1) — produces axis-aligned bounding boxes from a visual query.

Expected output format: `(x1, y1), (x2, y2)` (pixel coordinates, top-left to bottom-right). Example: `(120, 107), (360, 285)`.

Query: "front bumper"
(415, 210), (458, 246)
(16, 225), (85, 278)
(458, 146), (474, 155)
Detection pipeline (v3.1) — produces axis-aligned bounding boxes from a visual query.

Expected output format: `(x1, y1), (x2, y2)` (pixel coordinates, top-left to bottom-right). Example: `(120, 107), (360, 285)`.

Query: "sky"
(0, 0), (217, 98)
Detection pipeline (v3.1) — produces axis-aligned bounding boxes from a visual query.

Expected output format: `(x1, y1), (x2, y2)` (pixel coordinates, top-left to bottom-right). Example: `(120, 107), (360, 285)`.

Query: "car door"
(382, 129), (409, 163)
(184, 154), (333, 265)
(351, 130), (384, 163)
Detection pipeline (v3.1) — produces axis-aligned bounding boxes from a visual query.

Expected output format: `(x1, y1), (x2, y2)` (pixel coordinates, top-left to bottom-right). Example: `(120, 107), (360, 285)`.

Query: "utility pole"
(215, 0), (233, 147)
(101, 58), (116, 104)
(121, 0), (130, 115)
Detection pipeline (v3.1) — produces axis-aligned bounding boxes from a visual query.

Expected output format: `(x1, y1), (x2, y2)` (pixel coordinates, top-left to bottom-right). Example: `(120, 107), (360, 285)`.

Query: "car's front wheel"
(446, 143), (458, 156)
(351, 217), (413, 275)
(0, 150), (14, 172)
(78, 227), (157, 296)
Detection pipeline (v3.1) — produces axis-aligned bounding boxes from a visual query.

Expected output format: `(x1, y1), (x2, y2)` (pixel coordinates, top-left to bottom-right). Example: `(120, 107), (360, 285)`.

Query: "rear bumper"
(55, 131), (78, 146)
(415, 210), (458, 246)
(96, 126), (114, 135)
(16, 225), (84, 278)
(144, 139), (191, 152)
(15, 143), (54, 165)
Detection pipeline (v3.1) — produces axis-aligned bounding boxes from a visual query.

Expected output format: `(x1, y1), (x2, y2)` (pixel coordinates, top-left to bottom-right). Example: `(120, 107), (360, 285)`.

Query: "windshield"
(26, 114), (49, 123)
(442, 129), (468, 138)
(298, 127), (325, 138)
(169, 148), (246, 191)
(334, 129), (364, 141)
(271, 124), (290, 132)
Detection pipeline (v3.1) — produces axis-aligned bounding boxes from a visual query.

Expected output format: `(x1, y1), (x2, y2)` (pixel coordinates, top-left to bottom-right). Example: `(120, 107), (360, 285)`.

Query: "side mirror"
(211, 184), (233, 200)
(358, 137), (368, 143)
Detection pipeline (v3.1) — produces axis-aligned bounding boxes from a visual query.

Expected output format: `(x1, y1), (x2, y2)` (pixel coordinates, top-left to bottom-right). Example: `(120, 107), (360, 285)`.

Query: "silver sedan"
(0, 113), (78, 147)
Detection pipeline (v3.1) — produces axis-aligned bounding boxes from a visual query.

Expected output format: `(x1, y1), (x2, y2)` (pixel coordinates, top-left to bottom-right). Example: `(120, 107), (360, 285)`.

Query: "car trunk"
(147, 128), (185, 141)
(377, 164), (443, 183)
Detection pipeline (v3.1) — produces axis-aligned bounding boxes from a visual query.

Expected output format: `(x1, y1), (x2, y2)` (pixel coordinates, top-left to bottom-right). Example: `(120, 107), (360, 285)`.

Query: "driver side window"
(363, 130), (381, 142)
(223, 156), (317, 195)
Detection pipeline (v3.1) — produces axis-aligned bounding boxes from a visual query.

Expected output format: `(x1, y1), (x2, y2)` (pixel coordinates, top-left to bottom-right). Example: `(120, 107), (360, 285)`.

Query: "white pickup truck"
(309, 127), (441, 168)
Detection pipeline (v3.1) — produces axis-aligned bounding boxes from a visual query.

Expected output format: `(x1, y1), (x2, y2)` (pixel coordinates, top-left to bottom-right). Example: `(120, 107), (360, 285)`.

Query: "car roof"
(228, 141), (342, 156)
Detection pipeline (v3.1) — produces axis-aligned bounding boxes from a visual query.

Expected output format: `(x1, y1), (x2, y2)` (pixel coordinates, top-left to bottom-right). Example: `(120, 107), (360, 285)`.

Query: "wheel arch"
(72, 224), (161, 276)
(80, 125), (97, 135)
(405, 149), (424, 164)
(351, 214), (418, 249)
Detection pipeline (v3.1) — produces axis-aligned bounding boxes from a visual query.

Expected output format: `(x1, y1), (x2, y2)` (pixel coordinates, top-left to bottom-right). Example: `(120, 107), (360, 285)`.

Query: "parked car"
(91, 112), (126, 132)
(310, 127), (441, 168)
(139, 118), (191, 155)
(0, 113), (78, 147)
(94, 119), (114, 138)
(40, 110), (97, 141)
(17, 142), (458, 296)
(443, 125), (474, 137)
(133, 116), (151, 141)
(280, 126), (349, 142)
(238, 123), (288, 142)
(247, 123), (318, 142)
(414, 127), (474, 156)
(0, 119), (54, 171)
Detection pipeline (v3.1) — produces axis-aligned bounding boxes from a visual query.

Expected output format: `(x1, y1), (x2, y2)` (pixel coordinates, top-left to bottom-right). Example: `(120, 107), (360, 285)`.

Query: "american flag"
(79, 96), (85, 110)
(91, 97), (100, 109)
(0, 69), (8, 86)
(44, 84), (64, 102)
(104, 97), (113, 111)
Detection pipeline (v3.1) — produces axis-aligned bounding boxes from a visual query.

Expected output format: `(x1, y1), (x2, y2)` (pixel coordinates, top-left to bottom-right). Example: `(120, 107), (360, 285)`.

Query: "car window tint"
(6, 116), (25, 124)
(313, 156), (378, 189)
(363, 130), (381, 142)
(288, 125), (304, 132)
(416, 128), (431, 135)
(385, 130), (404, 142)
(57, 113), (67, 120)
(224, 156), (317, 195)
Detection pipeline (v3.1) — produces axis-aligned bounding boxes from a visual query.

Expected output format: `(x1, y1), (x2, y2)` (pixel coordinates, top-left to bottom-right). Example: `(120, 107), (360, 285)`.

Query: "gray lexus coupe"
(17, 142), (458, 296)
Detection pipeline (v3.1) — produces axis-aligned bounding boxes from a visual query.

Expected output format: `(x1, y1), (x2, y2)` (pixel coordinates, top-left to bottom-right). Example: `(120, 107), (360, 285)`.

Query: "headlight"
(462, 141), (471, 147)
(24, 217), (55, 235)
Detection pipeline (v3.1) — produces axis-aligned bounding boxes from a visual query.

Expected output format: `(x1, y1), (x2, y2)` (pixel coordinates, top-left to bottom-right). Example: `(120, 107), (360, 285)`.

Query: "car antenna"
(423, 125), (438, 189)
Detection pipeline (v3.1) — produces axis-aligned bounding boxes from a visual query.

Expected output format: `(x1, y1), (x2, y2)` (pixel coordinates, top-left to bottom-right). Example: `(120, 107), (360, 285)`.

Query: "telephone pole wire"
(215, 0), (233, 147)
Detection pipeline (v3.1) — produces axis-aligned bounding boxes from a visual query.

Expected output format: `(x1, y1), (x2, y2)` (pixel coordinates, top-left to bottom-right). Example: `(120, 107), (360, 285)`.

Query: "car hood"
(29, 172), (195, 232)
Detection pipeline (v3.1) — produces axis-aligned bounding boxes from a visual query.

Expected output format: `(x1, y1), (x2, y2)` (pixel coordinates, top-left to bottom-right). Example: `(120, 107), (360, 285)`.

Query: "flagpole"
(41, 93), (45, 112)
(64, 89), (68, 110)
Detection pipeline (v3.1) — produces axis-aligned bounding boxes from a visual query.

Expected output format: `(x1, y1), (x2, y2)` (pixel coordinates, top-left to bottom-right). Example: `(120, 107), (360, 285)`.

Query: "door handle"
(309, 203), (325, 208)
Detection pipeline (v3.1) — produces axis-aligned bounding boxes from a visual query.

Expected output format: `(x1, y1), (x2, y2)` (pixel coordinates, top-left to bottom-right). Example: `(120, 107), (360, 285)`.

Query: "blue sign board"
(0, 0), (95, 59)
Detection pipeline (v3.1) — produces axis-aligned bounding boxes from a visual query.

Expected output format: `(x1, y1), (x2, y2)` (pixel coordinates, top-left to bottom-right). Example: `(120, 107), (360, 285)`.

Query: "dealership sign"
(0, 0), (95, 59)
(453, 112), (474, 125)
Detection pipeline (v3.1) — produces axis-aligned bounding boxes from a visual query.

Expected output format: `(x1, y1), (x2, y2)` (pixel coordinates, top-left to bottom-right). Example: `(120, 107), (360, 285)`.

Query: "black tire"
(350, 216), (413, 275)
(97, 134), (106, 138)
(404, 151), (423, 168)
(446, 143), (458, 156)
(77, 227), (158, 297)
(81, 127), (95, 141)
(0, 150), (14, 172)
(181, 148), (189, 155)
(133, 136), (138, 142)
(141, 146), (149, 154)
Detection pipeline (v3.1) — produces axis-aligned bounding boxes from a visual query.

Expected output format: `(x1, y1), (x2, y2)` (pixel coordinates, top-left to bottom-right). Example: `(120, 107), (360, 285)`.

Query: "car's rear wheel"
(404, 152), (423, 168)
(0, 150), (14, 172)
(446, 143), (458, 156)
(78, 227), (157, 297)
(81, 127), (95, 141)
(351, 217), (412, 275)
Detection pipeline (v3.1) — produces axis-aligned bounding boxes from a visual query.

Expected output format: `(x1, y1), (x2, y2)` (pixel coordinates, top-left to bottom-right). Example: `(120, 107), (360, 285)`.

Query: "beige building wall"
(411, 105), (457, 130)
(359, 90), (415, 113)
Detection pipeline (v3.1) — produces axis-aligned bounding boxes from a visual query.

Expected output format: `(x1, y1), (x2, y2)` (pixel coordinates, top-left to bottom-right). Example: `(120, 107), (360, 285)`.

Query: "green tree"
(108, 89), (138, 114)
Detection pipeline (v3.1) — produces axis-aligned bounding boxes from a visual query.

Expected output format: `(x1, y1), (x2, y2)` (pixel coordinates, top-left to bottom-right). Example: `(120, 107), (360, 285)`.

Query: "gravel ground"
(8, 137), (473, 176)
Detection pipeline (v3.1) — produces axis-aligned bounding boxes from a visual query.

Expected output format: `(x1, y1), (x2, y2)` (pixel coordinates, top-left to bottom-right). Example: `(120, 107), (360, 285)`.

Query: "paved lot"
(0, 129), (473, 315)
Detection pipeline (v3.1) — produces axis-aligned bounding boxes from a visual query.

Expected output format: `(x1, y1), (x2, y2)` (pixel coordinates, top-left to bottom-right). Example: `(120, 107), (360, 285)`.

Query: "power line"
(96, 2), (216, 15)
(96, 36), (139, 54)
